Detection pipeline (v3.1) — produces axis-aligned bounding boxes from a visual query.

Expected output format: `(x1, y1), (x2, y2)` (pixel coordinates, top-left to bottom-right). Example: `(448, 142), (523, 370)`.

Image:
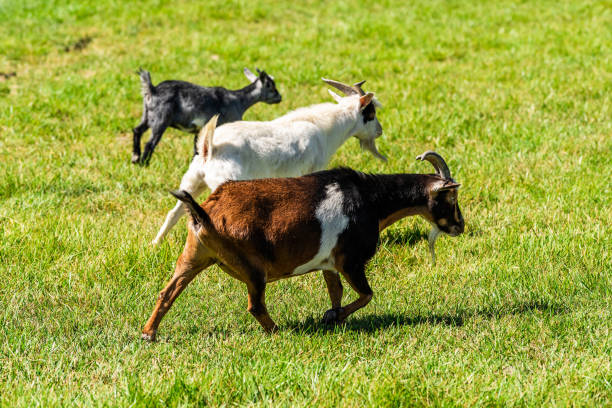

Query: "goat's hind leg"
(142, 246), (214, 341)
(152, 201), (187, 246)
(246, 278), (278, 333)
(139, 116), (170, 165)
(132, 118), (149, 164)
(152, 164), (207, 246)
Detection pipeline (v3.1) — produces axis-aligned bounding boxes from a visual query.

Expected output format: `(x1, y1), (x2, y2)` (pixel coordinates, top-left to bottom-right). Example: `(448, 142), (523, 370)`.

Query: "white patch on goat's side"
(292, 183), (348, 276)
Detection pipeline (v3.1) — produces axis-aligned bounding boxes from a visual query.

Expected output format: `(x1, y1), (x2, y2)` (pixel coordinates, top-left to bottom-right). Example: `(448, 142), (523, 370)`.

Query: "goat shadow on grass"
(0, 71), (16, 80)
(379, 228), (428, 247)
(64, 35), (92, 52)
(285, 299), (567, 335)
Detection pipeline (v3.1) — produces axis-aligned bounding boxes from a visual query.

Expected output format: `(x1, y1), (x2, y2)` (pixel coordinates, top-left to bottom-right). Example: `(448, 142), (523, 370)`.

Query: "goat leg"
(139, 121), (169, 165)
(132, 121), (148, 164)
(142, 251), (213, 341)
(336, 263), (373, 322)
(246, 280), (278, 333)
(322, 270), (344, 324)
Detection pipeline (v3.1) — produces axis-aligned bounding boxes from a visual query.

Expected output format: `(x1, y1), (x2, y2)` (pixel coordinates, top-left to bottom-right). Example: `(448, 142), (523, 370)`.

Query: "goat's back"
(203, 121), (325, 190)
(204, 175), (322, 238)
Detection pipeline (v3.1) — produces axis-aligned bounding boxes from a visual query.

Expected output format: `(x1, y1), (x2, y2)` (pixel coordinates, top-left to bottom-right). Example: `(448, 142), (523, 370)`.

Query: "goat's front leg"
(246, 279), (278, 333)
(321, 270), (344, 325)
(142, 254), (214, 341)
(335, 262), (373, 323)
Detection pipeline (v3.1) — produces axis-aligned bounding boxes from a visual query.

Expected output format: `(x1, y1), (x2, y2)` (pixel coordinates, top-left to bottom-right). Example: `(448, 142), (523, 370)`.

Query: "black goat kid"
(132, 67), (281, 165)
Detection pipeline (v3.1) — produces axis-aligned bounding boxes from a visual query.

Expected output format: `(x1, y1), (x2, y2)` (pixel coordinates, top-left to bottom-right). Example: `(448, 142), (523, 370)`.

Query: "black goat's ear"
(244, 68), (258, 83)
(430, 180), (461, 193)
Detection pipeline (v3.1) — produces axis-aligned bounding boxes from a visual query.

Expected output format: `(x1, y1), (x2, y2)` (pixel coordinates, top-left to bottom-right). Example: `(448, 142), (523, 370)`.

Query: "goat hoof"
(131, 154), (140, 164)
(141, 331), (156, 342)
(322, 308), (344, 325)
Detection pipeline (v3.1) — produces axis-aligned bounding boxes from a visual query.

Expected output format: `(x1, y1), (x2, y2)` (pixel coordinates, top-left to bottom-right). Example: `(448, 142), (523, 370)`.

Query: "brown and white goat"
(141, 152), (464, 340)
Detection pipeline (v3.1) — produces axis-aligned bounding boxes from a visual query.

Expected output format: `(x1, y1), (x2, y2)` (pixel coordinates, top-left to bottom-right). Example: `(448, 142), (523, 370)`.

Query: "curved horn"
(322, 78), (359, 96)
(353, 80), (366, 95)
(416, 151), (452, 179)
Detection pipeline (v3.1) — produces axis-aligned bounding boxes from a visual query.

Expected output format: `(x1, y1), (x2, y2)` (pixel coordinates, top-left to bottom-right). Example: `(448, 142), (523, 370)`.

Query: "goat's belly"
(266, 259), (335, 282)
(290, 257), (336, 277)
(174, 123), (198, 133)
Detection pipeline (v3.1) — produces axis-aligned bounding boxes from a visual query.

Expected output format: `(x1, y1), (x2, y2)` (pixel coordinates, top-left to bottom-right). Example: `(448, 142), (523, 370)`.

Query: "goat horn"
(352, 80), (366, 95)
(416, 151), (452, 179)
(322, 78), (359, 96)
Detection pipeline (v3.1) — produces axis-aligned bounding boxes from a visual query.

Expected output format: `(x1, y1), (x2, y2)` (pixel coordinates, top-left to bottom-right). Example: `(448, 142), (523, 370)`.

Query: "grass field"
(1, 0), (611, 406)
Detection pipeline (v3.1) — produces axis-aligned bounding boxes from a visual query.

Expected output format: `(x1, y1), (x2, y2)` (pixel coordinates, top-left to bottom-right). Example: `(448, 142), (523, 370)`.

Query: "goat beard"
(359, 139), (387, 162)
(428, 226), (442, 265)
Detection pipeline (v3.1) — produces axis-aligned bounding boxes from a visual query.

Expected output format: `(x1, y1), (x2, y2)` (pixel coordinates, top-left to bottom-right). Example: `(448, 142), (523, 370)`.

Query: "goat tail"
(169, 190), (211, 230)
(196, 114), (219, 161)
(137, 68), (155, 101)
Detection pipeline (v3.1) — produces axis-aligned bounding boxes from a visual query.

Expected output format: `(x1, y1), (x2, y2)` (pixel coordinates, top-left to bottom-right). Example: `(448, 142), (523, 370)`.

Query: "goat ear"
(430, 180), (461, 194)
(328, 89), (343, 103)
(204, 114), (219, 132)
(243, 68), (258, 83)
(359, 93), (374, 109)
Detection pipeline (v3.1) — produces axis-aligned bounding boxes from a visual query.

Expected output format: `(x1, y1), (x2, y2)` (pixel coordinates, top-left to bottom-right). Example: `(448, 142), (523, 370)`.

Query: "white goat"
(151, 79), (386, 245)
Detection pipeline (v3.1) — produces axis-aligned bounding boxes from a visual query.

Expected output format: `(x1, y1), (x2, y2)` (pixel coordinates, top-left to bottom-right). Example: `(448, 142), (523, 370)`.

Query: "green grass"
(1, 0), (611, 406)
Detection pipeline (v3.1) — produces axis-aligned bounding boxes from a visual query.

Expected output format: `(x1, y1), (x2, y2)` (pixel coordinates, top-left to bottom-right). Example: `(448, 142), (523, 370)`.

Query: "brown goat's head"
(418, 151), (464, 236)
(428, 179), (464, 237)
(416, 151), (464, 265)
(417, 151), (464, 264)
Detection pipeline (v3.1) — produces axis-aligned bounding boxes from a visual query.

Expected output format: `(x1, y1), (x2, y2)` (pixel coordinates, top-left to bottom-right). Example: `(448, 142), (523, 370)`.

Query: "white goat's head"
(322, 78), (386, 162)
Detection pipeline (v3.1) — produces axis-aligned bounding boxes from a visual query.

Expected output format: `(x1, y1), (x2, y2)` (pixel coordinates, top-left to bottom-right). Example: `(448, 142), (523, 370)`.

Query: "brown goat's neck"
(359, 173), (433, 231)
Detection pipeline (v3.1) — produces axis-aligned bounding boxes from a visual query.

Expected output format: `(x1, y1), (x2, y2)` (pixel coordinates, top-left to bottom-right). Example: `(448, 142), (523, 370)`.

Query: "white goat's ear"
(197, 114), (219, 160)
(359, 93), (374, 109)
(204, 114), (219, 131)
(328, 89), (343, 103)
(243, 67), (258, 83)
